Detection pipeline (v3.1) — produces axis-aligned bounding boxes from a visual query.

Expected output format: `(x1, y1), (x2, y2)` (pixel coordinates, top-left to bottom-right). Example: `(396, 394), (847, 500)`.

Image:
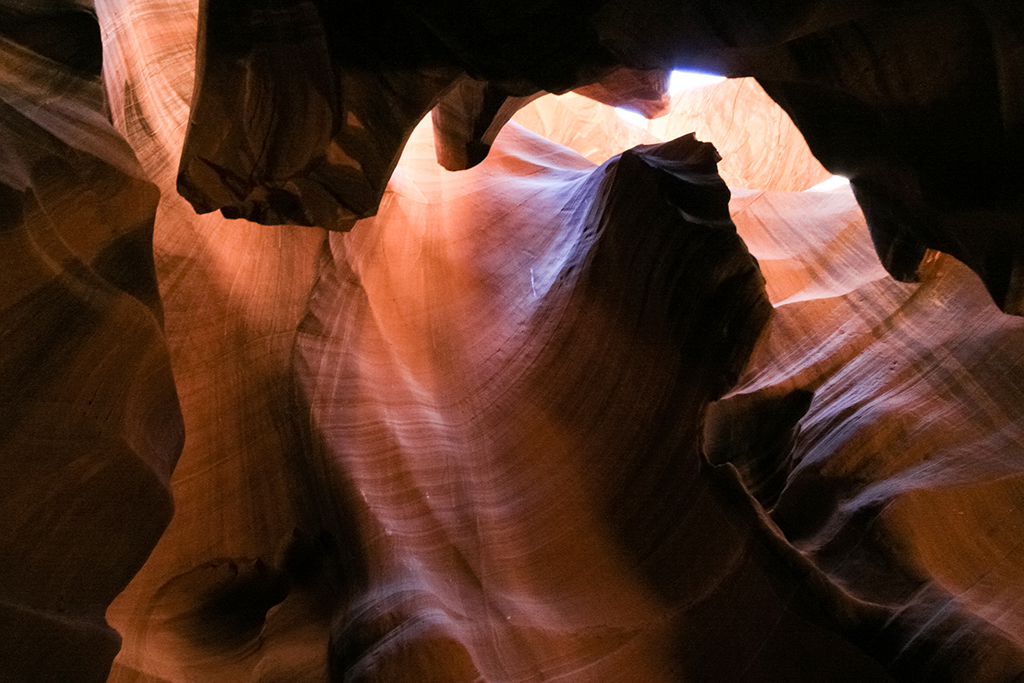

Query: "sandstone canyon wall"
(2, 1), (1024, 682)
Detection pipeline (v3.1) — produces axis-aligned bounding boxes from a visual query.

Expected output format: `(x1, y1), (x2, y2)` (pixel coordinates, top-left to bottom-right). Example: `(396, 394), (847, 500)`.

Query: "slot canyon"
(2, 1), (1024, 681)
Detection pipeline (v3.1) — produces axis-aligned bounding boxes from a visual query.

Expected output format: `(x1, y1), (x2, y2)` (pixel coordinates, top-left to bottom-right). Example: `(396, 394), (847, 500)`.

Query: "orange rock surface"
(1, 2), (1024, 682)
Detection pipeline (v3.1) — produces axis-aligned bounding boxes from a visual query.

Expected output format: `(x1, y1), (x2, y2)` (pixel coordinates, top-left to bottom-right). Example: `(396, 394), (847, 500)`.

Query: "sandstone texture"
(1, 2), (1024, 682)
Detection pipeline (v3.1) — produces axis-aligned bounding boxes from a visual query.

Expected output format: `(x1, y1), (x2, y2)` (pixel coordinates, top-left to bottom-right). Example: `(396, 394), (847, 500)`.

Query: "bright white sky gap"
(806, 175), (850, 192)
(614, 70), (726, 125)
(614, 71), (848, 192)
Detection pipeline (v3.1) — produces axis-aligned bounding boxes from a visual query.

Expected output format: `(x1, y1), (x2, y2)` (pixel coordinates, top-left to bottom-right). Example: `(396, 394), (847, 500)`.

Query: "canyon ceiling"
(2, 1), (1024, 681)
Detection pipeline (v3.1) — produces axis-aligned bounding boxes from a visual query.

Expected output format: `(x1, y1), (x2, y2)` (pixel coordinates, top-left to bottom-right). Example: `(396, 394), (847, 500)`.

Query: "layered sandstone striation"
(1, 1), (1024, 682)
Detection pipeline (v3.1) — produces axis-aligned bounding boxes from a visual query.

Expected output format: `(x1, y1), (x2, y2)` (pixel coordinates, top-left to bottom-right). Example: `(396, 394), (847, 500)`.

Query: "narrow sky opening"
(806, 175), (850, 192)
(669, 69), (726, 95)
(614, 107), (650, 127)
(615, 70), (727, 124)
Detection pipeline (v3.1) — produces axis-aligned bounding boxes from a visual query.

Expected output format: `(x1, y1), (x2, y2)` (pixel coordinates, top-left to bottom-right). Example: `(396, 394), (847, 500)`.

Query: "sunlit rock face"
(751, 2), (1024, 314)
(299, 124), (780, 682)
(176, 0), (1024, 314)
(3, 1), (1024, 682)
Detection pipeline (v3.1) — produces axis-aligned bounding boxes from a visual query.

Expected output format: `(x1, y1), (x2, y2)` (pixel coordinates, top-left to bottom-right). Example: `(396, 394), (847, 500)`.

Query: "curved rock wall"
(1, 1), (1024, 682)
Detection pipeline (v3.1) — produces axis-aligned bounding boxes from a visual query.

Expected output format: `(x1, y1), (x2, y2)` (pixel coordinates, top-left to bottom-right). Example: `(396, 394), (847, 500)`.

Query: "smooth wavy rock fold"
(754, 2), (1024, 313)
(6, 1), (1024, 680)
(176, 0), (1024, 316)
(284, 121), (1024, 683)
(726, 185), (1024, 680)
(295, 120), (903, 682)
(176, 0), (672, 231)
(96, 4), (335, 680)
(431, 67), (669, 173)
(513, 77), (831, 192)
(0, 10), (182, 681)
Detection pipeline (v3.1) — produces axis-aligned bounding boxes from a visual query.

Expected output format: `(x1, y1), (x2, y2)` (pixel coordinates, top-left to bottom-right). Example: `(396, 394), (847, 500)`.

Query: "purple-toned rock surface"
(2, 2), (1024, 682)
